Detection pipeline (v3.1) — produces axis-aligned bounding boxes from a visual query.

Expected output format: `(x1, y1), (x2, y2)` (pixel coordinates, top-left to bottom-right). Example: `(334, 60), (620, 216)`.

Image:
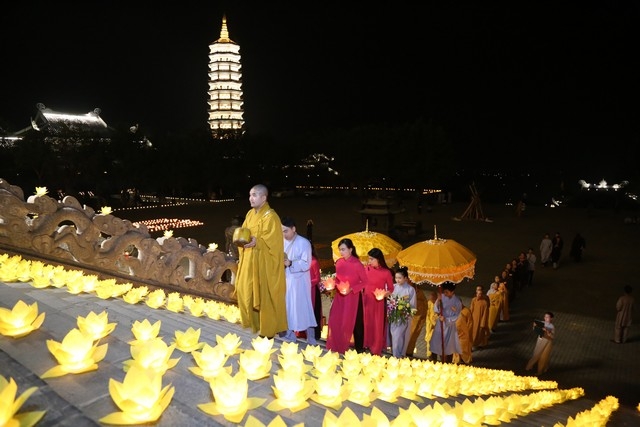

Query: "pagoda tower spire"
(207, 14), (244, 140)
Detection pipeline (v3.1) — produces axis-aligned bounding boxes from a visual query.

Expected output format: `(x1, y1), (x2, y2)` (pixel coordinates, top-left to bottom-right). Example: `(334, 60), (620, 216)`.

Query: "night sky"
(1, 2), (638, 178)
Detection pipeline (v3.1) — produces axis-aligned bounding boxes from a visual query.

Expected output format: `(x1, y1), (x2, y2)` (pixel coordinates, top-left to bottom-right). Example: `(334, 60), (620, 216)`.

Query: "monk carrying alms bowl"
(232, 227), (252, 246)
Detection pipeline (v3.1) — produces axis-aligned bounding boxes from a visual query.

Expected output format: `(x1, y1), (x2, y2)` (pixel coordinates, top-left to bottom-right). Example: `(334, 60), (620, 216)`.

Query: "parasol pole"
(434, 224), (437, 240)
(365, 219), (369, 232)
(440, 284), (445, 362)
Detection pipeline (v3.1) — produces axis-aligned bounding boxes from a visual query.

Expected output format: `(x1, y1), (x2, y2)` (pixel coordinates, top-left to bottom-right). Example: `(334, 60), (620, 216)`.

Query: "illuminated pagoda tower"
(207, 15), (245, 140)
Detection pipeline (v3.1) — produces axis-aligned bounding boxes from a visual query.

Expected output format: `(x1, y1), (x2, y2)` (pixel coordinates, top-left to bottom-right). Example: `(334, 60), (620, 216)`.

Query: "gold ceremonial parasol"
(332, 221), (402, 266)
(395, 226), (476, 285)
(396, 225), (476, 361)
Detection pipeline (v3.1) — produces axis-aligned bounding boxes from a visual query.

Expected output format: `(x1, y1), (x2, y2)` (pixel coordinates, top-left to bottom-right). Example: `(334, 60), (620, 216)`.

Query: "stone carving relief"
(0, 178), (237, 303)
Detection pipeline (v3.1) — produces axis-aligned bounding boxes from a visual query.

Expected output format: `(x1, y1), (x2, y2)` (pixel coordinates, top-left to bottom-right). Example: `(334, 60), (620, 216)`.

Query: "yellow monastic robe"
(424, 300), (437, 357)
(236, 202), (288, 337)
(453, 306), (473, 364)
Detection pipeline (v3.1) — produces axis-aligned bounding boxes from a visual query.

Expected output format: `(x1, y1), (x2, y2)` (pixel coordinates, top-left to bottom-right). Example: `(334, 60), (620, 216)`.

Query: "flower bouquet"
(386, 294), (414, 325)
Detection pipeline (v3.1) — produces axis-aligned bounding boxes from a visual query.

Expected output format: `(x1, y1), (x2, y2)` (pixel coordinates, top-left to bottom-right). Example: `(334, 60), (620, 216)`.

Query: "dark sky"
(1, 2), (638, 176)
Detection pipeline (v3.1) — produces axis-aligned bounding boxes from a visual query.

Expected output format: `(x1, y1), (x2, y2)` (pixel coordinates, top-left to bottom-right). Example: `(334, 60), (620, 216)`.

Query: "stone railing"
(0, 178), (237, 303)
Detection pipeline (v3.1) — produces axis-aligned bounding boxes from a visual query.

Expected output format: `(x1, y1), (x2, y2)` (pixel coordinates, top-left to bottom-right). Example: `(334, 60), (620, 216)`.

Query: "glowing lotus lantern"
(322, 276), (336, 291)
(129, 319), (161, 344)
(100, 364), (174, 425)
(251, 335), (275, 356)
(80, 274), (99, 293)
(166, 292), (184, 313)
(0, 375), (46, 427)
(373, 288), (387, 301)
(336, 281), (351, 295)
(198, 371), (265, 424)
(0, 255), (21, 282)
(222, 305), (241, 323)
(266, 369), (314, 412)
(99, 206), (112, 215)
(216, 333), (243, 356)
(172, 327), (205, 353)
(163, 230), (173, 239)
(189, 343), (231, 381)
(375, 372), (402, 402)
(301, 344), (323, 363)
(279, 341), (299, 357)
(346, 374), (377, 407)
(34, 186), (48, 196)
(123, 286), (149, 304)
(49, 267), (69, 288)
(340, 359), (363, 380)
(76, 310), (117, 341)
(42, 328), (108, 378)
(202, 300), (221, 319)
(66, 274), (88, 294)
(15, 260), (32, 283)
(238, 349), (272, 380)
(277, 352), (308, 375)
(0, 300), (46, 338)
(207, 242), (218, 252)
(145, 289), (166, 309)
(312, 351), (340, 376)
(124, 338), (180, 374)
(187, 297), (206, 317)
(310, 371), (347, 411)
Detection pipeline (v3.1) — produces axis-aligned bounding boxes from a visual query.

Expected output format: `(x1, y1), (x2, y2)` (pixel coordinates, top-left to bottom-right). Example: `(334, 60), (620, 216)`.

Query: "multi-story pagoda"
(207, 15), (245, 140)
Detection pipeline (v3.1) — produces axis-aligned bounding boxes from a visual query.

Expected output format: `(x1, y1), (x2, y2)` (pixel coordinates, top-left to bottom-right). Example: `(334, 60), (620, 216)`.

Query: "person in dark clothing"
(570, 233), (586, 262)
(551, 232), (564, 269)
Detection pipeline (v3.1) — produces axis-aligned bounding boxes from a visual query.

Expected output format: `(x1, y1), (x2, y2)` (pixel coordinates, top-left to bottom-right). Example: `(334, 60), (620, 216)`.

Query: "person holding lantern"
(326, 238), (368, 354)
(363, 247), (394, 355)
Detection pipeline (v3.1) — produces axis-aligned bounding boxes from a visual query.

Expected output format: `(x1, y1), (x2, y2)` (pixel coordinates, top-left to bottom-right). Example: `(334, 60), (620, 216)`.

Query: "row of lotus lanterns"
(0, 252), (631, 426)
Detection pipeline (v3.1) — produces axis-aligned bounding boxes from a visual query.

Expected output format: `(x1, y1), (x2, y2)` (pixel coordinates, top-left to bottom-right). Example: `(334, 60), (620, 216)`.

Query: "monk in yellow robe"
(236, 184), (288, 337)
(453, 305), (473, 364)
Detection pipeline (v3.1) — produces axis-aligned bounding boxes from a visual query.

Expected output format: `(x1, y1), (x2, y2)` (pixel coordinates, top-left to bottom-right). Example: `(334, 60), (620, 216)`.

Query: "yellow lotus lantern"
(0, 255), (21, 282)
(279, 340), (299, 357)
(0, 300), (46, 338)
(99, 206), (113, 215)
(166, 292), (184, 313)
(375, 372), (402, 403)
(163, 230), (174, 239)
(310, 370), (348, 411)
(312, 351), (340, 377)
(100, 364), (174, 425)
(76, 310), (117, 341)
(216, 333), (243, 356)
(80, 274), (100, 293)
(187, 297), (206, 317)
(123, 286), (149, 304)
(203, 300), (221, 319)
(266, 369), (314, 412)
(66, 274), (88, 294)
(145, 289), (166, 309)
(222, 305), (241, 323)
(42, 328), (108, 378)
(15, 259), (32, 283)
(363, 407), (393, 426)
(238, 349), (272, 381)
(346, 374), (377, 407)
(189, 343), (231, 381)
(301, 344), (323, 363)
(129, 319), (162, 344)
(50, 267), (69, 288)
(207, 242), (218, 252)
(173, 327), (205, 353)
(251, 335), (276, 356)
(0, 375), (46, 427)
(198, 370), (265, 424)
(123, 338), (180, 375)
(34, 186), (48, 196)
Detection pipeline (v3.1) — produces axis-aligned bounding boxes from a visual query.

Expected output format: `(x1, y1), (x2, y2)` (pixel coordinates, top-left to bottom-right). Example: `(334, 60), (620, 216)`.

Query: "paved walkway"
(1, 197), (639, 425)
